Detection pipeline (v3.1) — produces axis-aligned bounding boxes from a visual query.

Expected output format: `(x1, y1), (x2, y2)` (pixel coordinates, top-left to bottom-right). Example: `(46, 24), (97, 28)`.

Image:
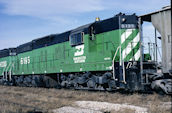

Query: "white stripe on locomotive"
(122, 33), (140, 60)
(120, 29), (140, 61)
(121, 29), (133, 44)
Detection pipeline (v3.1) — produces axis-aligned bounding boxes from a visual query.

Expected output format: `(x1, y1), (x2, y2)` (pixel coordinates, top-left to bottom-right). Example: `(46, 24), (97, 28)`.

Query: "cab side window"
(70, 32), (84, 46)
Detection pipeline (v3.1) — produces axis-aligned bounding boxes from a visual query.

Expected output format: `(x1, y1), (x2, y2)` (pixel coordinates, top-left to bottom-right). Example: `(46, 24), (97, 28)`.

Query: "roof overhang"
(139, 6), (171, 22)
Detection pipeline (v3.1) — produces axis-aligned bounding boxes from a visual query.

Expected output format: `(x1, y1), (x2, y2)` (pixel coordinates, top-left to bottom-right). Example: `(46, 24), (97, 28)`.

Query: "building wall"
(151, 10), (171, 73)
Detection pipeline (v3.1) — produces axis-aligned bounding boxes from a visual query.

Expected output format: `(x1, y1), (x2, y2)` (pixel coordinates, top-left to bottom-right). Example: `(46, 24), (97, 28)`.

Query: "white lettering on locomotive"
(106, 66), (112, 70)
(0, 61), (7, 67)
(73, 56), (86, 63)
(20, 56), (30, 65)
(104, 57), (111, 60)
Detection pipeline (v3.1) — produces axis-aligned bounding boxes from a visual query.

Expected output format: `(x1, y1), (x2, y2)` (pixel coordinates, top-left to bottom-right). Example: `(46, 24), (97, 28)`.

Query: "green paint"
(0, 28), (140, 76)
(124, 42), (140, 61)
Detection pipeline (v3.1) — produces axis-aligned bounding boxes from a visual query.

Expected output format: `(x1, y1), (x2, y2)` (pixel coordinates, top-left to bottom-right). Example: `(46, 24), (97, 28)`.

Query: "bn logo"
(74, 45), (84, 56)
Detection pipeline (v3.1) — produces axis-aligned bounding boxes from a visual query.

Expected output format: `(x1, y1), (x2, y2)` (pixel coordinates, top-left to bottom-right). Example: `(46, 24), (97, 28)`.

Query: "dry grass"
(0, 85), (171, 113)
(110, 109), (135, 113)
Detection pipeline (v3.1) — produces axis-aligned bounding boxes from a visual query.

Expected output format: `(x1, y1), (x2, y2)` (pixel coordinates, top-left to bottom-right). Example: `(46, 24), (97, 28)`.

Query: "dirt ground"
(0, 85), (171, 113)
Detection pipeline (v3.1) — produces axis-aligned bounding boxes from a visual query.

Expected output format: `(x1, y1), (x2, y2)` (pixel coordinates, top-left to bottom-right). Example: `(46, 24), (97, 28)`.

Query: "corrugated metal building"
(140, 6), (171, 74)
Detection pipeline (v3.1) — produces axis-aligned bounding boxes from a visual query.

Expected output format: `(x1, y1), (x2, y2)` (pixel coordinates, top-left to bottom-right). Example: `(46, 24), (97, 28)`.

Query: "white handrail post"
(112, 46), (120, 81)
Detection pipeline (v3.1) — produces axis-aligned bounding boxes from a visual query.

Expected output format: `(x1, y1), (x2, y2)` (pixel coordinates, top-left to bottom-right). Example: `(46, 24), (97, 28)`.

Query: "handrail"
(5, 62), (12, 81)
(122, 57), (126, 84)
(112, 46), (127, 84)
(5, 62), (11, 72)
(112, 46), (121, 81)
(9, 62), (14, 81)
(2, 66), (7, 80)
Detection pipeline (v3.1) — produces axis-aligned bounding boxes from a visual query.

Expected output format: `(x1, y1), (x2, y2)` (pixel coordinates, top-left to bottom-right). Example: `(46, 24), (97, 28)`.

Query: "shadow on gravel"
(27, 110), (43, 113)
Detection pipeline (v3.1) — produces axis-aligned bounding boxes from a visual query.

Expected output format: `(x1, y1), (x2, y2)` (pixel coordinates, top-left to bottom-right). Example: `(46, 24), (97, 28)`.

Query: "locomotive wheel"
(74, 83), (79, 89)
(107, 80), (116, 91)
(87, 79), (96, 89)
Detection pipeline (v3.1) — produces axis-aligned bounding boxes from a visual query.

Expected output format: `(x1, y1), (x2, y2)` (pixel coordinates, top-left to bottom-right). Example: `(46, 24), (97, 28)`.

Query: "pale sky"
(0, 0), (170, 51)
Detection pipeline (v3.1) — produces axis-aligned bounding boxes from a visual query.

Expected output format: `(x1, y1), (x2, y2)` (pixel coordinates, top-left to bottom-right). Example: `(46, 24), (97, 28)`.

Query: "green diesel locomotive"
(0, 13), (171, 94)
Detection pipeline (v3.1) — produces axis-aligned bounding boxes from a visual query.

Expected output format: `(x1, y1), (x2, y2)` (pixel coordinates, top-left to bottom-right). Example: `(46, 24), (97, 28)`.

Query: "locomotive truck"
(0, 13), (171, 94)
